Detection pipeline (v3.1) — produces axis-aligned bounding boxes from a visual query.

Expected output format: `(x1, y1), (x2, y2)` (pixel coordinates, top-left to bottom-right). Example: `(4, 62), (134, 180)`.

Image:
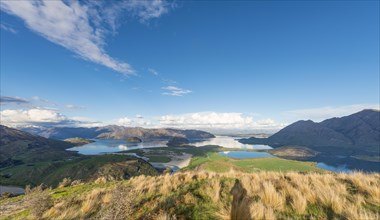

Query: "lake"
(67, 139), (168, 155)
(316, 162), (352, 173)
(65, 137), (361, 173)
(192, 136), (272, 149)
(67, 136), (271, 155)
(219, 151), (274, 159)
(0, 185), (25, 196)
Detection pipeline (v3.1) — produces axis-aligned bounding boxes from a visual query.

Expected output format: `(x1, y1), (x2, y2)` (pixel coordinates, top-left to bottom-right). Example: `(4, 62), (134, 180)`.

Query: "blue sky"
(0, 0), (379, 132)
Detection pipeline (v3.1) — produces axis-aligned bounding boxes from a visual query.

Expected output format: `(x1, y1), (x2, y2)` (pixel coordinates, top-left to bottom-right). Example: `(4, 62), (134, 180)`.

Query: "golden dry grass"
(2, 171), (379, 220)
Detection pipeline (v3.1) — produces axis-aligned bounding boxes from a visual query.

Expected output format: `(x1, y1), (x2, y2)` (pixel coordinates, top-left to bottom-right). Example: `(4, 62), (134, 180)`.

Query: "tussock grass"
(1, 171), (379, 219)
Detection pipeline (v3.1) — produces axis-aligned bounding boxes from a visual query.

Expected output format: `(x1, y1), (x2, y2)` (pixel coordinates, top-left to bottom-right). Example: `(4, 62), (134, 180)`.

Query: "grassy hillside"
(0, 155), (158, 187)
(1, 171), (379, 219)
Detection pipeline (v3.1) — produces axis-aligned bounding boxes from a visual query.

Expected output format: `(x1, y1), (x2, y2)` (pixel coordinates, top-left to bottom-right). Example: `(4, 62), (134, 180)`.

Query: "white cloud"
(65, 104), (85, 110)
(70, 116), (103, 127)
(148, 68), (159, 76)
(0, 108), (99, 128)
(0, 22), (17, 33)
(162, 86), (192, 96)
(118, 117), (133, 125)
(124, 0), (171, 22)
(117, 116), (151, 127)
(0, 108), (67, 126)
(158, 112), (284, 130)
(284, 104), (380, 122)
(0, 0), (171, 75)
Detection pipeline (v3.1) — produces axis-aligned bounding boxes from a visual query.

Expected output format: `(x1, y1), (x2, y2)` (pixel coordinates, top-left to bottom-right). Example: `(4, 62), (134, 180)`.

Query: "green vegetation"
(0, 155), (158, 187)
(1, 171), (379, 219)
(185, 152), (324, 173)
(126, 137), (142, 143)
(267, 146), (319, 160)
(64, 137), (94, 146)
(146, 156), (171, 163)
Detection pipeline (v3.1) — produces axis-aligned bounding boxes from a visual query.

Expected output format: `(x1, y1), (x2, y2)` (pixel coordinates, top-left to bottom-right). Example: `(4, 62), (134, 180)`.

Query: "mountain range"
(240, 109), (380, 154)
(22, 125), (215, 140)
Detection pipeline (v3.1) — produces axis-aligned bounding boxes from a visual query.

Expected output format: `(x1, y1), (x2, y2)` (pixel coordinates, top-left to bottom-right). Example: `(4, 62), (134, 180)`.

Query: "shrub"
(24, 185), (53, 218)
(58, 177), (72, 188)
(98, 184), (137, 219)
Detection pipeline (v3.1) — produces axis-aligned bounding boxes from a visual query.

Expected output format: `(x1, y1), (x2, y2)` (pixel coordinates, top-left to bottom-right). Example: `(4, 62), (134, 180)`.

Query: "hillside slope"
(240, 109), (380, 154)
(1, 171), (379, 219)
(0, 126), (158, 187)
(0, 125), (76, 167)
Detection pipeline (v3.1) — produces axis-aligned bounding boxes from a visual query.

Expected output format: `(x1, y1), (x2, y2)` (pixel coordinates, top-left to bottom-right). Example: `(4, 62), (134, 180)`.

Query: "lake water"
(316, 162), (352, 173)
(0, 185), (25, 196)
(192, 136), (272, 150)
(67, 139), (168, 155)
(67, 136), (271, 155)
(219, 151), (274, 159)
(66, 137), (357, 173)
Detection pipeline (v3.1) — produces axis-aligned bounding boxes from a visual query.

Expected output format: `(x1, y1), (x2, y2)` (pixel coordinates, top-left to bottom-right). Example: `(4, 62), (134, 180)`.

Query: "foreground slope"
(1, 171), (379, 219)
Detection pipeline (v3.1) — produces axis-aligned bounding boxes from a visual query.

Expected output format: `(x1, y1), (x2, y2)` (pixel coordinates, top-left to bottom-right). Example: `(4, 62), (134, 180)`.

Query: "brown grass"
(2, 171), (380, 220)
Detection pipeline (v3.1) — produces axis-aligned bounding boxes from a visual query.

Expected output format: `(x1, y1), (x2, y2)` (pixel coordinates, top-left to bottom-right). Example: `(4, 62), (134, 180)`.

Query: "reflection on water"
(67, 139), (167, 155)
(316, 162), (352, 173)
(219, 151), (274, 159)
(192, 136), (272, 150)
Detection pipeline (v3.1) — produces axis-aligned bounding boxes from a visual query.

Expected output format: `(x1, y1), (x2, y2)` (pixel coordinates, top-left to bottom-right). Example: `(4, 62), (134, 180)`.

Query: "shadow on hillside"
(230, 179), (251, 220)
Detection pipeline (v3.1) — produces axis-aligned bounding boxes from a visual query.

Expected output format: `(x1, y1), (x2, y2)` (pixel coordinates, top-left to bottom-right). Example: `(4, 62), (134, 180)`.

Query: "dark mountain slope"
(0, 125), (76, 166)
(22, 126), (110, 139)
(320, 109), (380, 147)
(0, 126), (158, 186)
(240, 109), (380, 154)
(265, 120), (353, 147)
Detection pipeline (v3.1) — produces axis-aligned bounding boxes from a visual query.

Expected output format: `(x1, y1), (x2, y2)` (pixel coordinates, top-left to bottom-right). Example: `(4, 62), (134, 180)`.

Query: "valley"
(0, 110), (379, 219)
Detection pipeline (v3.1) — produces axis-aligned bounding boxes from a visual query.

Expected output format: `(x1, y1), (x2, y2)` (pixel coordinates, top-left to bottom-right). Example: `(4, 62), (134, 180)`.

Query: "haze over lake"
(192, 136), (273, 149)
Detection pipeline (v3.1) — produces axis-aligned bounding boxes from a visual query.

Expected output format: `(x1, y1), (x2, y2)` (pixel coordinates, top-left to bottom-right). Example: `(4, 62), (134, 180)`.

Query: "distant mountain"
(22, 125), (215, 140)
(0, 125), (75, 167)
(240, 109), (380, 154)
(21, 126), (109, 140)
(97, 127), (215, 140)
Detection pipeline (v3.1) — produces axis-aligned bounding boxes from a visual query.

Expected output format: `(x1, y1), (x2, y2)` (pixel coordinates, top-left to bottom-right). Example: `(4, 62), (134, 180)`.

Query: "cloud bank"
(1, 108), (67, 126)
(162, 86), (192, 96)
(0, 0), (171, 75)
(158, 112), (284, 130)
(118, 116), (151, 127)
(0, 108), (98, 128)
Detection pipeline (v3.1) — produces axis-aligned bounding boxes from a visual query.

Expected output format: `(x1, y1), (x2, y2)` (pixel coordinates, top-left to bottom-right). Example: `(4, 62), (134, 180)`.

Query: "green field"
(185, 152), (324, 173)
